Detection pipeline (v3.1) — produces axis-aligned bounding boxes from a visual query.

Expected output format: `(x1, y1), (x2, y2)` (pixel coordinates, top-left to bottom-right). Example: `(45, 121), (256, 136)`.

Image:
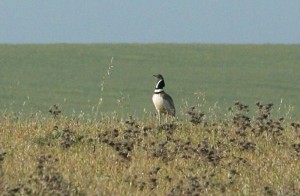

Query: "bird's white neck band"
(154, 89), (164, 93)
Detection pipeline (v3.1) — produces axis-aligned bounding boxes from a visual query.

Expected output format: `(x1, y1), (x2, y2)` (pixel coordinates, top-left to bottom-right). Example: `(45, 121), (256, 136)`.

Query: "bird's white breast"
(152, 94), (164, 111)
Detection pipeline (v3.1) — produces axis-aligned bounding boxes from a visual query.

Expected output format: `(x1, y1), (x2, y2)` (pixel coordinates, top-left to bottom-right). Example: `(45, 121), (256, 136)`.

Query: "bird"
(152, 74), (175, 124)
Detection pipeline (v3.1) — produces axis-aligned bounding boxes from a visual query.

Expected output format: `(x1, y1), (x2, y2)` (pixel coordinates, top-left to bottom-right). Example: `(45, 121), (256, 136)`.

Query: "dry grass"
(1, 102), (300, 195)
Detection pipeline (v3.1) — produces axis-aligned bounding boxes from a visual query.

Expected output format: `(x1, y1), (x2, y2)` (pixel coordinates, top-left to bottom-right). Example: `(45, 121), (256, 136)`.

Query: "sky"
(0, 0), (299, 44)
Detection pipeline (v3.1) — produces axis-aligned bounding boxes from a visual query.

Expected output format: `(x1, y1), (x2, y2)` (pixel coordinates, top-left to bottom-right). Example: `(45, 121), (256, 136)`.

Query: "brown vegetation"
(1, 102), (300, 195)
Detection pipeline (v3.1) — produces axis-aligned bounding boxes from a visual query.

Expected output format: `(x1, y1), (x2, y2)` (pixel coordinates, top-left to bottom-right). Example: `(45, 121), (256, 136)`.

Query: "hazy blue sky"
(0, 0), (299, 44)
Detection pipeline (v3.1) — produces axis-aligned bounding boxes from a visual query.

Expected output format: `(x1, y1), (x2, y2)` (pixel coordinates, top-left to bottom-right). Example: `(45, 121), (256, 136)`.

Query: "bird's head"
(153, 74), (164, 80)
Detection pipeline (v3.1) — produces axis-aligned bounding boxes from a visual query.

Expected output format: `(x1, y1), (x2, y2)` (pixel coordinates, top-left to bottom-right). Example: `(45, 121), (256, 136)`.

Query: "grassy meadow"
(0, 44), (299, 118)
(1, 44), (300, 195)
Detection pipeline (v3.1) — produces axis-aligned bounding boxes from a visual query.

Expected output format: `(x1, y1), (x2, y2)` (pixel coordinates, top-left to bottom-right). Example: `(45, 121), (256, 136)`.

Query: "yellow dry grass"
(0, 105), (300, 195)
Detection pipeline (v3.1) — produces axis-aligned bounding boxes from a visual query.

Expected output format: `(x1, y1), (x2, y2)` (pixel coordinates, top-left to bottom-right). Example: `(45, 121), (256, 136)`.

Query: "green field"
(1, 44), (299, 119)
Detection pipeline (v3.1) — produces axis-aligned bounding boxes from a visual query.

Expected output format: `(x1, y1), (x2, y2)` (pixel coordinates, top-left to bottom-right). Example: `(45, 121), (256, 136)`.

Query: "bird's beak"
(153, 74), (157, 78)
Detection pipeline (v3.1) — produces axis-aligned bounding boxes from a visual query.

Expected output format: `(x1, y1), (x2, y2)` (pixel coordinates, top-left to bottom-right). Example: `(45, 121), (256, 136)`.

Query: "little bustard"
(152, 74), (175, 124)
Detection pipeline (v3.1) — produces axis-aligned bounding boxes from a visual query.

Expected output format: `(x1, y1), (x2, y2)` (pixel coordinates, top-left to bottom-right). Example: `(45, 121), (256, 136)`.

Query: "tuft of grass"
(1, 101), (300, 195)
(95, 56), (115, 117)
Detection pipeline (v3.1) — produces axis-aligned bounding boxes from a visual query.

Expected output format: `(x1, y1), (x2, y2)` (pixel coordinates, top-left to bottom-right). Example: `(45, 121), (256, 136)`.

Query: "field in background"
(0, 44), (299, 118)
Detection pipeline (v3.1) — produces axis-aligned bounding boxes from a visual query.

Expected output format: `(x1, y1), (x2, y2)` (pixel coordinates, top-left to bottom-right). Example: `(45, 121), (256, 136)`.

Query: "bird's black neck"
(154, 79), (165, 94)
